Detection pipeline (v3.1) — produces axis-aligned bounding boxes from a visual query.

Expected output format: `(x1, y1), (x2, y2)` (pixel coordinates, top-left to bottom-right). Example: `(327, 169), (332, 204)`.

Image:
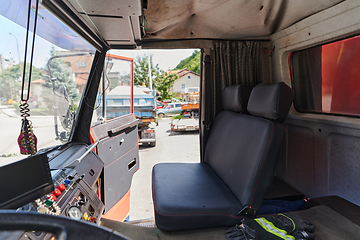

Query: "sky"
(0, 16), (52, 68)
(109, 49), (196, 71)
(0, 15), (197, 72)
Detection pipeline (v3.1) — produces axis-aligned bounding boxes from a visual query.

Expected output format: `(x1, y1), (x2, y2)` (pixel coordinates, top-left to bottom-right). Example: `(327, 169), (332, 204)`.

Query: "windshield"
(0, 0), (95, 162)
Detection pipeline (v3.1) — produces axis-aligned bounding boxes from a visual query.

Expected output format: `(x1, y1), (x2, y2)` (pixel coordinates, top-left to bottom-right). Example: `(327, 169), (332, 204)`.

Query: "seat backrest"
(221, 84), (252, 113)
(204, 82), (294, 215)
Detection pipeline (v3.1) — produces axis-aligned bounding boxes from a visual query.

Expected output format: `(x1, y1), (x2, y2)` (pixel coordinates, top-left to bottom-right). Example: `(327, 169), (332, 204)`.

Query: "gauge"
(67, 206), (82, 220)
(37, 206), (48, 214)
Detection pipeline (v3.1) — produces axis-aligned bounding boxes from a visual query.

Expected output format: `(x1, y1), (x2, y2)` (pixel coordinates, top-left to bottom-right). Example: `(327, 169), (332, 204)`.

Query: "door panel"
(90, 53), (138, 220)
(91, 114), (139, 213)
(279, 116), (360, 206)
(286, 124), (315, 195)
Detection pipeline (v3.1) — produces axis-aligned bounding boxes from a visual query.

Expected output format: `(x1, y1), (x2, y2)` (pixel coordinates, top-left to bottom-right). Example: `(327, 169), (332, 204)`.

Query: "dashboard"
(0, 142), (105, 240)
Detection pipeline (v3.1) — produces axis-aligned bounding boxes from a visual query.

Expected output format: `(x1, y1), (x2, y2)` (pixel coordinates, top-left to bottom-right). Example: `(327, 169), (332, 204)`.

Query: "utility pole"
(7, 67), (14, 102)
(148, 52), (153, 90)
(9, 33), (23, 79)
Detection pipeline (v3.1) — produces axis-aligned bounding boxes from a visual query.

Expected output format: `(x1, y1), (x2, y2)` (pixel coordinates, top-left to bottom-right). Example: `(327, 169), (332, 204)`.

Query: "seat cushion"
(152, 163), (243, 231)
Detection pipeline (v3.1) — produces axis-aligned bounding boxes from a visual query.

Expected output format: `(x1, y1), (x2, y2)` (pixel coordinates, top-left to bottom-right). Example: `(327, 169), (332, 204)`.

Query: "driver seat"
(152, 82), (294, 231)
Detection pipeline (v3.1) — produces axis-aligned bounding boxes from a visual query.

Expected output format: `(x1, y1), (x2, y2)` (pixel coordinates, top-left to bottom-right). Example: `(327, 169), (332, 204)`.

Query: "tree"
(134, 55), (178, 100)
(175, 50), (201, 73)
(0, 63), (43, 101)
(154, 72), (178, 101)
(121, 73), (131, 86)
(134, 55), (162, 87)
(42, 46), (80, 102)
(0, 65), (21, 101)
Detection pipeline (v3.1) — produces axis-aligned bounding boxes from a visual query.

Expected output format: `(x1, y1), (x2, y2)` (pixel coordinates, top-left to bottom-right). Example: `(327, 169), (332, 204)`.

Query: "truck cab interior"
(1, 0), (360, 239)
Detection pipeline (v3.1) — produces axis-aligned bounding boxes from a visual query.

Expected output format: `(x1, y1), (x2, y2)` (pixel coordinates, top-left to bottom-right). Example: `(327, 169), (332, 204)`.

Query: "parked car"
(157, 103), (182, 117)
(156, 100), (166, 109)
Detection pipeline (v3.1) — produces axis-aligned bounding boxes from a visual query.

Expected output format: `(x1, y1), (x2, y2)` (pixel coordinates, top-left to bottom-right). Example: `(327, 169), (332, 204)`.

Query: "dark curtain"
(212, 41), (262, 118)
(291, 47), (322, 112)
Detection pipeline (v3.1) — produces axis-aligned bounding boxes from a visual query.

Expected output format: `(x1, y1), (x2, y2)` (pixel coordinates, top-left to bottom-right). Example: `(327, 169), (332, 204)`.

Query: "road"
(0, 106), (61, 163)
(129, 118), (200, 220)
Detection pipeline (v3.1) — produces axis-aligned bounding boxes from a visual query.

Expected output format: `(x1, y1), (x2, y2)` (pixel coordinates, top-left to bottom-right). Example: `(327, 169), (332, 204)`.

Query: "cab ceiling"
(144, 0), (345, 40)
(61, 0), (345, 47)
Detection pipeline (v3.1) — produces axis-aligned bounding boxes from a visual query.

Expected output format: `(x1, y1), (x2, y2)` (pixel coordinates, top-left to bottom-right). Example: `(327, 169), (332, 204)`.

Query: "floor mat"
(100, 205), (360, 240)
(101, 218), (228, 240)
(312, 196), (360, 226)
(292, 205), (360, 240)
(129, 218), (156, 228)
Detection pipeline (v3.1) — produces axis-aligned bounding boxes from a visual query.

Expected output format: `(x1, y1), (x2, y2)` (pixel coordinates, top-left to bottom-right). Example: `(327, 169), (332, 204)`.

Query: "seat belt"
(201, 54), (212, 161)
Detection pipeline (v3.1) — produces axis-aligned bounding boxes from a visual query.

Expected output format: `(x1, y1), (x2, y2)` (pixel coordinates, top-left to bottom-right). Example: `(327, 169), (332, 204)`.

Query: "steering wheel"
(0, 210), (130, 240)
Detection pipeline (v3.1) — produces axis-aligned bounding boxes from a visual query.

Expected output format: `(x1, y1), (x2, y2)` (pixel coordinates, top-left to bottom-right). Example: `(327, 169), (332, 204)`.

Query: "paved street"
(129, 118), (200, 220)
(0, 106), (61, 163)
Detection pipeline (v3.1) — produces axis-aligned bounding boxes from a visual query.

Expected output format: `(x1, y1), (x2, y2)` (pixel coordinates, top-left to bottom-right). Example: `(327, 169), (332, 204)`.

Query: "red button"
(57, 184), (66, 192)
(53, 189), (61, 197)
(47, 194), (56, 201)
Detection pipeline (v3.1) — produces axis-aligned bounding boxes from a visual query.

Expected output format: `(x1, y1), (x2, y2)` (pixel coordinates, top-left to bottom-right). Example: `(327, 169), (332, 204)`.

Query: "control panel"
(15, 143), (105, 240)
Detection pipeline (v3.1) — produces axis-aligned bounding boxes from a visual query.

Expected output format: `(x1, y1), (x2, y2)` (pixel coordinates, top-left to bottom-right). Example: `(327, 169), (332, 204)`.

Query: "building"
(170, 68), (200, 94)
(60, 53), (94, 94)
(31, 79), (47, 108)
(0, 54), (4, 72)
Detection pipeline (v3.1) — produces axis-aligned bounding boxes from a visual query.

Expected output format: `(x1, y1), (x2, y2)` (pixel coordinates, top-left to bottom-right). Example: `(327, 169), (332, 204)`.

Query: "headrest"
(222, 85), (253, 113)
(247, 82), (294, 121)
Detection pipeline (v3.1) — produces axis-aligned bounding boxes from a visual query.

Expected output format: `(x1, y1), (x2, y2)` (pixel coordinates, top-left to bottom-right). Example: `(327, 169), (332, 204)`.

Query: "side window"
(175, 103), (181, 108)
(92, 52), (133, 125)
(168, 104), (173, 109)
(291, 35), (360, 117)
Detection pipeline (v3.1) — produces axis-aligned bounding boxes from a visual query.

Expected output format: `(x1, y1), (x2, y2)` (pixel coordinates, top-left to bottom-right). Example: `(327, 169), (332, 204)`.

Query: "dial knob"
(47, 194), (56, 201)
(57, 184), (66, 192)
(53, 188), (61, 197)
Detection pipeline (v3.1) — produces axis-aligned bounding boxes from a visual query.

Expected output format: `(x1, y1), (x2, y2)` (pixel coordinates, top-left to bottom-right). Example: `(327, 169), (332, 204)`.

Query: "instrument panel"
(12, 142), (105, 240)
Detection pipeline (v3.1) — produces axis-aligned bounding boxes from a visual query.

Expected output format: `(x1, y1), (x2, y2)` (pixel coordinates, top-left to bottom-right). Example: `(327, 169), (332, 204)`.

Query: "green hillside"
(175, 50), (201, 74)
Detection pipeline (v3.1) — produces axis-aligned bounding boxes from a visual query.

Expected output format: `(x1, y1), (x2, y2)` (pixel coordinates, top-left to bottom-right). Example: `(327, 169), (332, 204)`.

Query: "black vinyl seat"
(152, 83), (294, 231)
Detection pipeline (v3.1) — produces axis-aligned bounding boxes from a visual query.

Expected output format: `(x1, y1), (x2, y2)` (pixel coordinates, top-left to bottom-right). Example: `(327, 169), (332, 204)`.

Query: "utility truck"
(104, 85), (157, 147)
(181, 92), (199, 117)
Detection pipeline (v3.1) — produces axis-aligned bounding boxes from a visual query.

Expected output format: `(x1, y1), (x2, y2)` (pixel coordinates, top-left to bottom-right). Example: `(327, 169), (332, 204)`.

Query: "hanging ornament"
(18, 101), (37, 155)
(17, 0), (40, 155)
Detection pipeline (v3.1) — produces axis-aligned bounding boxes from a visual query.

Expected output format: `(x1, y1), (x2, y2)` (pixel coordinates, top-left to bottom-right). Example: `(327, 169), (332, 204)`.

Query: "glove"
(227, 214), (315, 240)
(269, 213), (315, 240)
(292, 230), (314, 240)
(243, 218), (297, 240)
(277, 213), (315, 233)
(226, 223), (256, 240)
(274, 213), (315, 240)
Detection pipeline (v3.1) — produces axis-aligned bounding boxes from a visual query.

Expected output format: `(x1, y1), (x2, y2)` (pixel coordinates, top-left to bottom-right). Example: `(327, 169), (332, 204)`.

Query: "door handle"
(108, 119), (139, 136)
